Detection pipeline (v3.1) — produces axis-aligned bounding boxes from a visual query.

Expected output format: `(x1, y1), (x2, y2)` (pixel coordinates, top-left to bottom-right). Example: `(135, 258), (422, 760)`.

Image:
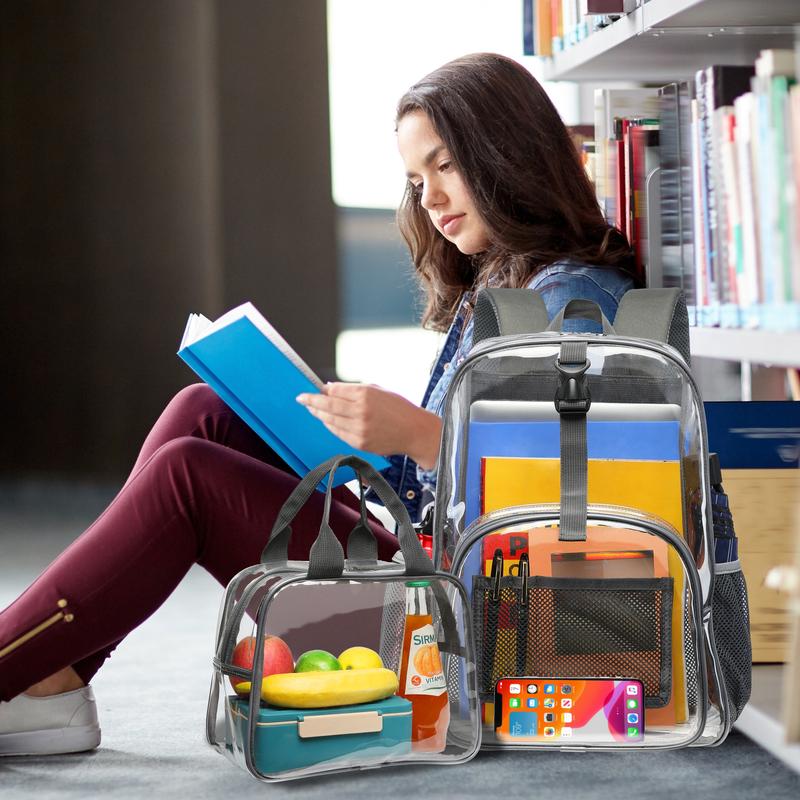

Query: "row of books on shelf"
(589, 47), (800, 330)
(523, 0), (639, 58)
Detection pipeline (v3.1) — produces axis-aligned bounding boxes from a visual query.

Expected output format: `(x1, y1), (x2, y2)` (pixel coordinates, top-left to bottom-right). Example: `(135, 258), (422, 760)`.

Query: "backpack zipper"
(0, 599), (74, 659)
(451, 504), (693, 584)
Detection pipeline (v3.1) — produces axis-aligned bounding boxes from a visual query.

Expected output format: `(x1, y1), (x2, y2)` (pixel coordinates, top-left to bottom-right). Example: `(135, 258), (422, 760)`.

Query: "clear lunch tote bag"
(206, 455), (481, 781)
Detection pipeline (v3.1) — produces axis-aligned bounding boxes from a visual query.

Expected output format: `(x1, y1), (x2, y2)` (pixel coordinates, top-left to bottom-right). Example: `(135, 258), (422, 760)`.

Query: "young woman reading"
(0, 52), (634, 755)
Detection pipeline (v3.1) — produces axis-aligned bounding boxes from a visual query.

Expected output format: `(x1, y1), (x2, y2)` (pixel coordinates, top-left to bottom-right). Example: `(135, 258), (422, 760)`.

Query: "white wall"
(327, 0), (582, 210)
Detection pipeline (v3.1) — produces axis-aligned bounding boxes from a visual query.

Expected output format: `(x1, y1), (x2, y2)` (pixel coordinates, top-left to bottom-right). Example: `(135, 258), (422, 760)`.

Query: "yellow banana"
(257, 667), (398, 708)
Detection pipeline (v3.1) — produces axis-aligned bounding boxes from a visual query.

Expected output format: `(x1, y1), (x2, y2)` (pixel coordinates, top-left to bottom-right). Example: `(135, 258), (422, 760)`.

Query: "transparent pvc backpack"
(432, 288), (752, 750)
(206, 455), (481, 781)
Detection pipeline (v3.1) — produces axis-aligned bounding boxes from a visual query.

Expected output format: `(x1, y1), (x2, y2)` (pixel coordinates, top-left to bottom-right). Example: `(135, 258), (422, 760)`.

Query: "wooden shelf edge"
(690, 327), (800, 367)
(539, 0), (800, 82)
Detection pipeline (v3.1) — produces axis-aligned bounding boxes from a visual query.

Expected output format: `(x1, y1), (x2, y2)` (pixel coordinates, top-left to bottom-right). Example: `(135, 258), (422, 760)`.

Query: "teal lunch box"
(229, 694), (413, 775)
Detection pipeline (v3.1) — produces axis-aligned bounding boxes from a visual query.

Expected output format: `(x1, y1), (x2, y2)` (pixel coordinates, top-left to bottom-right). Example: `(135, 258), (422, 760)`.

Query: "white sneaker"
(0, 686), (101, 756)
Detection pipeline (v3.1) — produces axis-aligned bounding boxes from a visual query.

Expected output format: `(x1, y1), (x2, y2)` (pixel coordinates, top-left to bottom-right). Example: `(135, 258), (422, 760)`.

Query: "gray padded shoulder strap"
(472, 288), (550, 345)
(612, 288), (691, 365)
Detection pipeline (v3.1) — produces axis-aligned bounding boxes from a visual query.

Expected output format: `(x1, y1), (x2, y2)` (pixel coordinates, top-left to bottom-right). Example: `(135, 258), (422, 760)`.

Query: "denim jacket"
(372, 261), (634, 522)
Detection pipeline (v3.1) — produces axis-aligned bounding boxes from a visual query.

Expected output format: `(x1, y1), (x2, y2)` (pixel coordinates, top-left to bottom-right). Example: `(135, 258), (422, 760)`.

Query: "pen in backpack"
(485, 548), (503, 682)
(516, 552), (529, 675)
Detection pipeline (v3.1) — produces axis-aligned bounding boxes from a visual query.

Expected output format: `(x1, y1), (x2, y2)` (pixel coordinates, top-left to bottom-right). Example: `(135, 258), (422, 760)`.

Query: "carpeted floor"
(1, 483), (798, 799)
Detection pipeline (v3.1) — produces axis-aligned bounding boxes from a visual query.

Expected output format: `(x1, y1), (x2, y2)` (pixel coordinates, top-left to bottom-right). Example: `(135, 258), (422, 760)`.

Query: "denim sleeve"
(365, 453), (426, 523)
(533, 271), (631, 330)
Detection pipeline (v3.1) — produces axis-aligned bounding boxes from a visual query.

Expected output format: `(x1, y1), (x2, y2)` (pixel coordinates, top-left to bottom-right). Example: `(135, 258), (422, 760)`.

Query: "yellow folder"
(481, 457), (688, 727)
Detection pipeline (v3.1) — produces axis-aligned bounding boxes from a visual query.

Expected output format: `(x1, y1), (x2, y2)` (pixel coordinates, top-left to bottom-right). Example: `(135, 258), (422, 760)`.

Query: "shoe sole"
(0, 724), (101, 756)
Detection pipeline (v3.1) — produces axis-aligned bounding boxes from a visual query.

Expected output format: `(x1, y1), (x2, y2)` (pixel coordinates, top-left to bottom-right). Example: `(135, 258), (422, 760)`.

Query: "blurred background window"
(327, 0), (580, 398)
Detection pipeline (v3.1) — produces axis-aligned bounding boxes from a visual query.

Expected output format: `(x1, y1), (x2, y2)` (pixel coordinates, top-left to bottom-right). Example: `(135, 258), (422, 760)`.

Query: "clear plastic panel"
(208, 572), (480, 781)
(435, 338), (714, 610)
(450, 510), (707, 749)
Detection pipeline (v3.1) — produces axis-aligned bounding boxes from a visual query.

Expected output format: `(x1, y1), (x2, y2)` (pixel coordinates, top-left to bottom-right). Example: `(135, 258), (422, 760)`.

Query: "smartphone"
(494, 677), (645, 744)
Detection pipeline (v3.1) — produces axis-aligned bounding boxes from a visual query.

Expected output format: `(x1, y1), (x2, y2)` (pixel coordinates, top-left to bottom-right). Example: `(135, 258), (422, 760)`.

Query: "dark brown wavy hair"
(396, 53), (635, 332)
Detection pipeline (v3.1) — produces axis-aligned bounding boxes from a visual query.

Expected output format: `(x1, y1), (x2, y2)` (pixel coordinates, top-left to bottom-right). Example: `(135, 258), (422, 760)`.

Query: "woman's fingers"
(301, 402), (369, 451)
(296, 388), (357, 419)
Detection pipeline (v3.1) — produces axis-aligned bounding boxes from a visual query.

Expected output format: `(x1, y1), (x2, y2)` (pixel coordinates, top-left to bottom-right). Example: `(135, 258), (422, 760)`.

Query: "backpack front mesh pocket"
(473, 575), (673, 706)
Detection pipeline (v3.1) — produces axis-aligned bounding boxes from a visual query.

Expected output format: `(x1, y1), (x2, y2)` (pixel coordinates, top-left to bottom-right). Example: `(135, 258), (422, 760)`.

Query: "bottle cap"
(405, 580), (431, 588)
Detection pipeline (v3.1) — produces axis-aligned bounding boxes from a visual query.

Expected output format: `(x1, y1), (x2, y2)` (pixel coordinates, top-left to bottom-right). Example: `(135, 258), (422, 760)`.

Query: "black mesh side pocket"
(712, 562), (752, 721)
(526, 577), (674, 708)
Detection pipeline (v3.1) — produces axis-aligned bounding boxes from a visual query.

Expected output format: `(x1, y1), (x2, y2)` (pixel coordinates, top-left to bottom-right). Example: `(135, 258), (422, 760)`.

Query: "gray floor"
(1, 482), (799, 799)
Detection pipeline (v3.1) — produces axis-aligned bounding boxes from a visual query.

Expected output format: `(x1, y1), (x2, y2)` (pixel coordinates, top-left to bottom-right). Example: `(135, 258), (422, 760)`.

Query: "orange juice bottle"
(397, 580), (450, 752)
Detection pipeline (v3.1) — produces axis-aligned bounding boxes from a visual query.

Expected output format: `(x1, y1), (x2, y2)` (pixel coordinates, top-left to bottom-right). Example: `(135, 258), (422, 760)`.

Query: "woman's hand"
(296, 383), (442, 470)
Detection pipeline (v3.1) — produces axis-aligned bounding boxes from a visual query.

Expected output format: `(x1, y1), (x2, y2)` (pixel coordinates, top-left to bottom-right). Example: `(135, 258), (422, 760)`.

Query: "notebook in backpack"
(433, 287), (752, 749)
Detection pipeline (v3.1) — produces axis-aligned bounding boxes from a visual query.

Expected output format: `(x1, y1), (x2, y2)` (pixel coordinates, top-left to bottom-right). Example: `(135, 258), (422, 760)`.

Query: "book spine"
(711, 105), (734, 323)
(623, 118), (634, 246)
(642, 129), (661, 285)
(753, 74), (775, 315)
(692, 75), (710, 316)
(679, 81), (697, 313)
(551, 0), (563, 52)
(770, 75), (794, 307)
(733, 91), (760, 322)
(791, 86), (800, 306)
(523, 0), (536, 55)
(658, 84), (682, 291)
(700, 67), (721, 325)
(615, 118), (629, 240)
(535, 0), (553, 57)
(719, 109), (741, 310)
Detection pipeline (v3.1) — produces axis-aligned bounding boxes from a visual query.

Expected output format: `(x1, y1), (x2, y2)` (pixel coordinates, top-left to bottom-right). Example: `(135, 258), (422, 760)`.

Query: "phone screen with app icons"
(494, 677), (645, 745)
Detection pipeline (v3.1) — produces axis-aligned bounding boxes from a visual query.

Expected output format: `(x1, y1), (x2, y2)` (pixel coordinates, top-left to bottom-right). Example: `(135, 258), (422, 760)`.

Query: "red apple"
(230, 635), (294, 693)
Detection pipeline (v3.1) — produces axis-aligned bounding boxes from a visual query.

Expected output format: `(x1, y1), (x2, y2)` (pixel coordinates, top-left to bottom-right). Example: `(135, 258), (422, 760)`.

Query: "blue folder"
(464, 419), (681, 525)
(178, 313), (389, 487)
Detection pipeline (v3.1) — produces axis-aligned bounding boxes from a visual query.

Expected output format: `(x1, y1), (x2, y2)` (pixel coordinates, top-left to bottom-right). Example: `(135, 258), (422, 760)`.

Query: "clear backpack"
(432, 287), (752, 750)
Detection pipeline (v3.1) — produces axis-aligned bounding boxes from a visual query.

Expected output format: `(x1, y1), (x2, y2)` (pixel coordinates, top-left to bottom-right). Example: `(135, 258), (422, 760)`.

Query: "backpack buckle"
(554, 358), (591, 415)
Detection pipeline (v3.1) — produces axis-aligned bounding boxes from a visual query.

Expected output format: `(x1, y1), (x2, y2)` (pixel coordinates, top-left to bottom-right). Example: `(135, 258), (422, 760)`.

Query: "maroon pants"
(0, 384), (399, 701)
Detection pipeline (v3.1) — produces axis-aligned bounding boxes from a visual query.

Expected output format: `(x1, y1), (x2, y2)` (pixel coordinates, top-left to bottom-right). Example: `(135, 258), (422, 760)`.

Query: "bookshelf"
(537, 0), (800, 772)
(543, 0), (798, 82)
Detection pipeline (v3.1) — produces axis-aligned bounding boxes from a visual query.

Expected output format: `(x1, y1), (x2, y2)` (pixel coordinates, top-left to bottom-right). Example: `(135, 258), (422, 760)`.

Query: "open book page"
(181, 302), (323, 390)
(179, 313), (212, 351)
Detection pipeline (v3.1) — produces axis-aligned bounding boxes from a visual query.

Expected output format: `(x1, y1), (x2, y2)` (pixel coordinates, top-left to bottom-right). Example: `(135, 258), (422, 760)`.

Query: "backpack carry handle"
(262, 454), (435, 579)
(547, 298), (615, 335)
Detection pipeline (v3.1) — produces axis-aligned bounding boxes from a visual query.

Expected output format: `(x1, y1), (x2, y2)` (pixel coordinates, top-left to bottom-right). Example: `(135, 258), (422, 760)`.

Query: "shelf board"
(735, 665), (800, 775)
(542, 0), (799, 82)
(690, 327), (800, 367)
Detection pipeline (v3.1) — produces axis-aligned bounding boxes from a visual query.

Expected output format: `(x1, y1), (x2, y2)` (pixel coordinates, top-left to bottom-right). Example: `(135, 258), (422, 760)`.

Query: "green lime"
(294, 649), (342, 673)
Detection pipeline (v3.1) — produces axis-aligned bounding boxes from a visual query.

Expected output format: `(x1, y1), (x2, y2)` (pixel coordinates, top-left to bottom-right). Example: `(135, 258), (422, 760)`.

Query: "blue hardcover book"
(705, 401), (800, 469)
(177, 302), (389, 487)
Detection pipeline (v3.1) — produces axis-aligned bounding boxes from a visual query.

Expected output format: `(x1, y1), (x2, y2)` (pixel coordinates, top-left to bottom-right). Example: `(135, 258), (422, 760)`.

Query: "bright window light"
(327, 0), (535, 210)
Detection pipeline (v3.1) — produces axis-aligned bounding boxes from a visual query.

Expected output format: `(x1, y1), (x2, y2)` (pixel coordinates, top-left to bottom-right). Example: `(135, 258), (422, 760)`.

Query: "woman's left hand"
(296, 382), (442, 470)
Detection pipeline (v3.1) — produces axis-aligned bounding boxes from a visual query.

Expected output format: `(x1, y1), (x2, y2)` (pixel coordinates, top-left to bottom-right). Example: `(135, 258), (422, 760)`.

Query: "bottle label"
(404, 623), (447, 696)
